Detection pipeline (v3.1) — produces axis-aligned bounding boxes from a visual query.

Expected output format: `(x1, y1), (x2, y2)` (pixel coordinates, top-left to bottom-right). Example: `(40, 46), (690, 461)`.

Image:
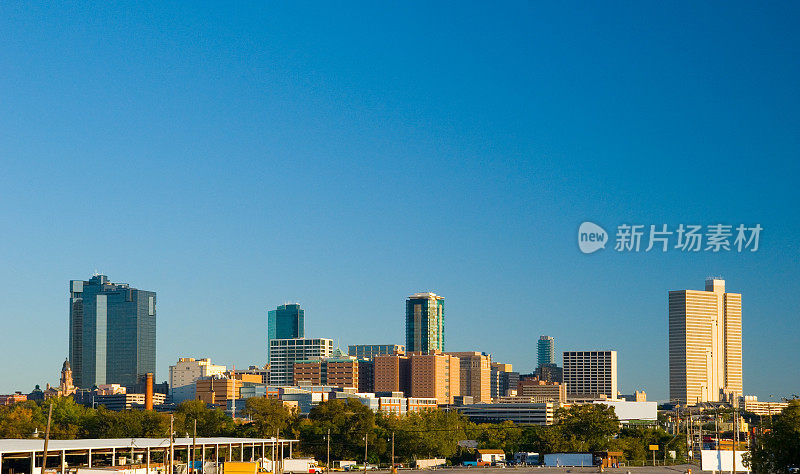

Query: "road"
(369, 466), (701, 474)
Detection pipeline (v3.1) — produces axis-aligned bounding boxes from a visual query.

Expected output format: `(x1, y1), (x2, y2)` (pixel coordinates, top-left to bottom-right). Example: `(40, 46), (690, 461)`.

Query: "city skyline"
(1, 3), (798, 401)
(8, 271), (776, 405)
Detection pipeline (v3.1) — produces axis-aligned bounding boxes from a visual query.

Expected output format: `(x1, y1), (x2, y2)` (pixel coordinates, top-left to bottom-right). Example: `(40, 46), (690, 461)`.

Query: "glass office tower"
(538, 336), (555, 367)
(405, 292), (445, 353)
(69, 274), (156, 389)
(267, 303), (305, 357)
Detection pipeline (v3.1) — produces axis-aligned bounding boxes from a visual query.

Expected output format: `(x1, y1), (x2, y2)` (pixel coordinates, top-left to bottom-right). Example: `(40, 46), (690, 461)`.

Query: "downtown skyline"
(1, 3), (798, 401)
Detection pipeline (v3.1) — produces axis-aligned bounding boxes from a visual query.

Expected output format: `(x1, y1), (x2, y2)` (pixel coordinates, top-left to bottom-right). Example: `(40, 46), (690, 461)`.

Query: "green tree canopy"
(241, 397), (295, 437)
(747, 400), (800, 472)
(175, 400), (236, 437)
(300, 399), (378, 462)
(554, 403), (620, 451)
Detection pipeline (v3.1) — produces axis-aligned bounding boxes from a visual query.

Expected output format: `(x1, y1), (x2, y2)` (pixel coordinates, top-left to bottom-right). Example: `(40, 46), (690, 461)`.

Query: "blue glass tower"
(69, 274), (156, 389)
(405, 292), (445, 353)
(267, 303), (305, 357)
(538, 335), (555, 367)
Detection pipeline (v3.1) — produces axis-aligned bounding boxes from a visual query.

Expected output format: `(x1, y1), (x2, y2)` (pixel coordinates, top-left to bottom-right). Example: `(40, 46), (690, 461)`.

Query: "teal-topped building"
(405, 292), (445, 353)
(268, 303), (304, 357)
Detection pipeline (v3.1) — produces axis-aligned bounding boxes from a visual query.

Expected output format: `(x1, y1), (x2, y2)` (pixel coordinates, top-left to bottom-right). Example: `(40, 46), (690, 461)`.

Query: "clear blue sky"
(1, 2), (798, 402)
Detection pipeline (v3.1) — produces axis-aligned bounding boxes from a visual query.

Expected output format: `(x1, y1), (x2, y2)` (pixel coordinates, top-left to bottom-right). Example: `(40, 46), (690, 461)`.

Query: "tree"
(476, 421), (523, 454)
(746, 400), (800, 473)
(0, 401), (42, 438)
(175, 400), (236, 437)
(241, 398), (295, 437)
(554, 404), (620, 451)
(394, 409), (467, 461)
(300, 399), (379, 462)
(49, 396), (90, 439)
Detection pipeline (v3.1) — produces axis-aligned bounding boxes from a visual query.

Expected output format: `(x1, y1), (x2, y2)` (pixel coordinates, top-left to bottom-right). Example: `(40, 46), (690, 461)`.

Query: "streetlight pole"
(391, 432), (395, 469)
(192, 419), (197, 474)
(41, 403), (53, 474)
(732, 398), (738, 474)
(363, 433), (368, 474)
(169, 415), (174, 474)
(326, 429), (330, 474)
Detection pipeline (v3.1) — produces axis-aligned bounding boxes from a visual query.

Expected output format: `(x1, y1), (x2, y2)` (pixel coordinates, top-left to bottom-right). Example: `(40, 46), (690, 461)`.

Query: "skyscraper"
(563, 350), (618, 399)
(446, 351), (492, 403)
(69, 274), (156, 389)
(268, 303), (305, 357)
(405, 292), (445, 353)
(669, 278), (742, 404)
(538, 336), (555, 367)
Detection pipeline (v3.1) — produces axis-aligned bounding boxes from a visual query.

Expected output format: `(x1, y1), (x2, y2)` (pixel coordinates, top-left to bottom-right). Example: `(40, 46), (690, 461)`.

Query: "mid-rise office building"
(69, 274), (156, 388)
(669, 278), (742, 404)
(563, 350), (617, 400)
(452, 402), (554, 425)
(490, 363), (519, 399)
(269, 338), (334, 386)
(538, 336), (555, 367)
(348, 344), (405, 359)
(0, 393), (28, 405)
(406, 293), (445, 352)
(94, 392), (167, 411)
(536, 363), (563, 384)
(268, 304), (305, 358)
(294, 356), (360, 389)
(358, 359), (374, 393)
(740, 396), (789, 416)
(238, 365), (270, 384)
(446, 352), (492, 403)
(410, 351), (460, 404)
(195, 376), (241, 407)
(373, 353), (411, 395)
(516, 378), (567, 404)
(169, 357), (227, 403)
(374, 351), (460, 404)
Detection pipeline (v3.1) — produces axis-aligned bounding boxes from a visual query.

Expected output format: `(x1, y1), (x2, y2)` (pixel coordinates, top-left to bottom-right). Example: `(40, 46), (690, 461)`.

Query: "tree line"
(1, 396), (690, 464)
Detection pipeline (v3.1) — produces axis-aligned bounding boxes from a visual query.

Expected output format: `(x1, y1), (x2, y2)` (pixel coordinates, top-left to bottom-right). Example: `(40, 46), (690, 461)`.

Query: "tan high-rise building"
(410, 351), (460, 404)
(446, 351), (491, 402)
(669, 278), (742, 405)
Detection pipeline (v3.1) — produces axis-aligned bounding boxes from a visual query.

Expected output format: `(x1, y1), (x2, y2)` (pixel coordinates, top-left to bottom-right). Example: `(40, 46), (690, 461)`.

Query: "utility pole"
(731, 402), (739, 474)
(41, 402), (53, 474)
(714, 405), (720, 459)
(363, 433), (368, 474)
(326, 429), (330, 474)
(169, 415), (175, 474)
(192, 419), (197, 474)
(272, 430), (276, 474)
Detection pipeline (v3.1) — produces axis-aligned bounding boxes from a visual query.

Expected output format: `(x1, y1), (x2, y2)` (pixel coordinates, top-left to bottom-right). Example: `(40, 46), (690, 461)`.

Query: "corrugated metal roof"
(0, 438), (293, 455)
(477, 449), (505, 455)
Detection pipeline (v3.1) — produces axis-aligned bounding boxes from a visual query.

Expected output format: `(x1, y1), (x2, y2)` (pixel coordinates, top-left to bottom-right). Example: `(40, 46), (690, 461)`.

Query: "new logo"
(578, 222), (607, 254)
